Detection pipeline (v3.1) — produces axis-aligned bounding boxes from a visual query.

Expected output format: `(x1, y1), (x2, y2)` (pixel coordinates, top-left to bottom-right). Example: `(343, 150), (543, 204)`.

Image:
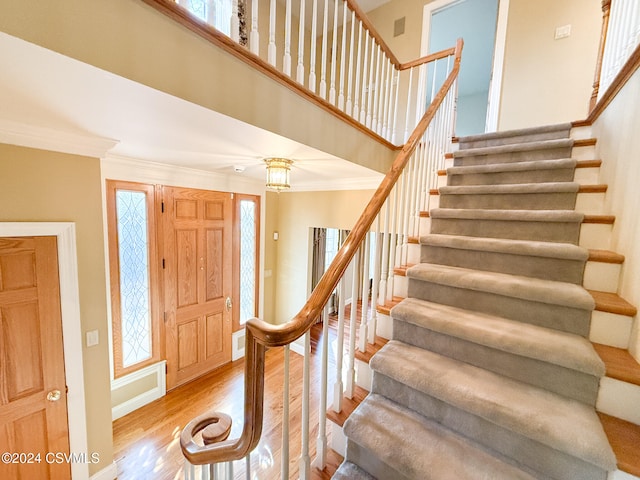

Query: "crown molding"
(102, 154), (265, 195)
(0, 119), (119, 158)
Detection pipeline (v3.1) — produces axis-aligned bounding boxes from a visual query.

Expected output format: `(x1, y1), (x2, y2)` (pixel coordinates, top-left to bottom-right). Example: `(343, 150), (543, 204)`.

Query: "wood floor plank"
(113, 302), (373, 479)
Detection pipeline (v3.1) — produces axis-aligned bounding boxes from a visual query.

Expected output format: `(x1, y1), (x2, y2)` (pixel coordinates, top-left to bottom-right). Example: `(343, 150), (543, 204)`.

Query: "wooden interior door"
(0, 236), (70, 480)
(163, 187), (233, 389)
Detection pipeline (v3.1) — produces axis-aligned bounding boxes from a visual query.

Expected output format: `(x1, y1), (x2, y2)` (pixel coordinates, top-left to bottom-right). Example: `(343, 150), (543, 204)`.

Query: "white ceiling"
(0, 32), (384, 191)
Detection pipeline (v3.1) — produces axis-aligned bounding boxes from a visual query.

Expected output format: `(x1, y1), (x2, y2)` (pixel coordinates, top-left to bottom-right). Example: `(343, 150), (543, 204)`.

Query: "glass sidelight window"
(106, 181), (160, 378)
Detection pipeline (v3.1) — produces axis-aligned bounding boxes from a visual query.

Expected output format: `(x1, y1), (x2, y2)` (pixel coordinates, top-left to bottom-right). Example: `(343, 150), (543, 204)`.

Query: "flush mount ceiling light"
(264, 157), (293, 192)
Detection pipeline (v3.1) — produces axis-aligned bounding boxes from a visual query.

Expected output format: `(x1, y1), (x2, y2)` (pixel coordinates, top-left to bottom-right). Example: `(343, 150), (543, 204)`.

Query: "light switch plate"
(86, 330), (99, 347)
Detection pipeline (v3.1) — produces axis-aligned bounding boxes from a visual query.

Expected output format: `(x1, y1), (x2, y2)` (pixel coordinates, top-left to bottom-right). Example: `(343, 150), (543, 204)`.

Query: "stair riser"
(590, 310), (633, 348)
(421, 244), (586, 284)
(407, 279), (592, 336)
(584, 261), (622, 293)
(393, 319), (599, 404)
(574, 167), (601, 184)
(459, 131), (570, 149)
(579, 223), (613, 250)
(439, 192), (577, 210)
(346, 441), (412, 480)
(576, 192), (606, 214)
(372, 374), (608, 480)
(430, 217), (581, 244)
(597, 377), (640, 425)
(454, 146), (572, 166)
(448, 168), (576, 186)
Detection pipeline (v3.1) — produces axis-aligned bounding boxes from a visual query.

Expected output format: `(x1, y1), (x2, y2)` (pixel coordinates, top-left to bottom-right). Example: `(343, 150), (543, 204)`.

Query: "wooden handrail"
(399, 47), (457, 71)
(180, 37), (463, 465)
(590, 0), (612, 112)
(345, 0), (401, 67)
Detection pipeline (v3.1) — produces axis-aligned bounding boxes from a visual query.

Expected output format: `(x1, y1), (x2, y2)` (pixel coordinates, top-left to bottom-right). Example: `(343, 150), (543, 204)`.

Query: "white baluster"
(368, 216), (382, 344)
(371, 44), (382, 132)
(296, 0), (306, 84)
(380, 59), (393, 140)
(283, 0), (292, 76)
(231, 0), (239, 42)
(338, 1), (348, 110)
(329, 0), (339, 104)
(352, 21), (364, 121)
(358, 234), (370, 352)
(345, 253), (359, 399)
(399, 157), (412, 266)
(386, 187), (399, 301)
(395, 170), (407, 267)
(378, 198), (391, 307)
(299, 332), (311, 480)
(333, 279), (346, 412)
(346, 11), (357, 116)
(268, 0), (277, 66)
(245, 453), (251, 480)
(281, 344), (290, 480)
(403, 67), (414, 142)
(365, 38), (376, 128)
(376, 55), (387, 135)
(250, 0), (259, 54)
(309, 0), (318, 93)
(391, 68), (401, 144)
(312, 305), (330, 470)
(319, 0), (329, 99)
(359, 31), (370, 124)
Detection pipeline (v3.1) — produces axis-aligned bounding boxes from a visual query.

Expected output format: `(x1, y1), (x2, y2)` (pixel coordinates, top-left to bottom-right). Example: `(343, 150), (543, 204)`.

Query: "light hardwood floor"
(112, 312), (360, 479)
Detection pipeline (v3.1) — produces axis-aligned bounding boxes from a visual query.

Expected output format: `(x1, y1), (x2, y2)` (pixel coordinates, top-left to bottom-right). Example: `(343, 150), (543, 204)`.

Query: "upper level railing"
(144, 0), (458, 147)
(590, 0), (640, 112)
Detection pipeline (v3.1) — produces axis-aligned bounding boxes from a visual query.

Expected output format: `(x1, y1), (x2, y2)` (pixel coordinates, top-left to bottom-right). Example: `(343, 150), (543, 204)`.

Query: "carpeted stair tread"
(391, 297), (604, 377)
(332, 461), (376, 480)
(453, 138), (574, 159)
(439, 182), (580, 195)
(406, 263), (594, 310)
(430, 208), (584, 223)
(457, 123), (572, 148)
(343, 393), (538, 480)
(370, 341), (617, 471)
(448, 157), (577, 175)
(420, 234), (589, 261)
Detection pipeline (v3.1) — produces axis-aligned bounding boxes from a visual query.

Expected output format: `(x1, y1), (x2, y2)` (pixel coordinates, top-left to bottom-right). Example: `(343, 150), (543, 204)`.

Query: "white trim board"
(111, 361), (167, 421)
(0, 222), (90, 480)
(420, 0), (509, 133)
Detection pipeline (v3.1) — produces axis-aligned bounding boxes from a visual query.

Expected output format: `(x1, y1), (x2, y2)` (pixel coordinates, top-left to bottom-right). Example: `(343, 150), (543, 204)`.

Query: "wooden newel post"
(590, 0), (612, 112)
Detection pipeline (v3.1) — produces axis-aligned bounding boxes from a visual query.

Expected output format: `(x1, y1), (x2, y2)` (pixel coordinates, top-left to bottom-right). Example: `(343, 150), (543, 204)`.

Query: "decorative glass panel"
(239, 200), (256, 324)
(116, 190), (152, 367)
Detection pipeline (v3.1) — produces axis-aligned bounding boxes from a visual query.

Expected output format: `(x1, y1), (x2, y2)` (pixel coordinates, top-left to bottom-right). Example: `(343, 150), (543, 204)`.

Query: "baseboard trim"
(111, 361), (166, 420)
(89, 461), (118, 480)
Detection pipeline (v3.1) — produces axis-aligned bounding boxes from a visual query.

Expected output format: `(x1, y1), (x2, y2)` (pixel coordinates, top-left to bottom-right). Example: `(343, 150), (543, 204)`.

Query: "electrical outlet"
(555, 24), (571, 40)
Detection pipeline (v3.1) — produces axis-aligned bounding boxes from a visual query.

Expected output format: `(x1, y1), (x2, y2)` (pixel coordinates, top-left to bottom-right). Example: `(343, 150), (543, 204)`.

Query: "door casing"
(0, 222), (90, 480)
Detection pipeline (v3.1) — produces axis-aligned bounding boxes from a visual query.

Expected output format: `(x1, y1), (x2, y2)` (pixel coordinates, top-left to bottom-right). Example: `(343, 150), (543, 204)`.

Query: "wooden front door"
(163, 187), (233, 389)
(0, 236), (70, 480)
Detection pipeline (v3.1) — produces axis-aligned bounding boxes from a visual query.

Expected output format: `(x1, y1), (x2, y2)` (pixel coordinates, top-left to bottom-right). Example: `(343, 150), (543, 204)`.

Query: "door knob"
(47, 390), (61, 402)
(225, 297), (232, 312)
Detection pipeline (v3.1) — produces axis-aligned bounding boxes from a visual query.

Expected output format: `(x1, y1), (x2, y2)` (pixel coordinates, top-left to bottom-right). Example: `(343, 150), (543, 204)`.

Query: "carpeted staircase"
(334, 124), (618, 479)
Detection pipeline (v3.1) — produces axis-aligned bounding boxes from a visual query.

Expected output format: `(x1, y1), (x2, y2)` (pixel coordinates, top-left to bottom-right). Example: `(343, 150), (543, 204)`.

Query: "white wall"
(591, 68), (640, 362)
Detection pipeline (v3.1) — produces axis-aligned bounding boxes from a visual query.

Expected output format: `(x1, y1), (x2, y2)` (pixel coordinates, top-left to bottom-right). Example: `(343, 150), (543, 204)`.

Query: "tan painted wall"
(591, 69), (640, 362)
(273, 189), (374, 325)
(0, 144), (112, 475)
(498, 0), (601, 129)
(366, 0), (602, 131)
(263, 191), (280, 324)
(0, 0), (395, 173)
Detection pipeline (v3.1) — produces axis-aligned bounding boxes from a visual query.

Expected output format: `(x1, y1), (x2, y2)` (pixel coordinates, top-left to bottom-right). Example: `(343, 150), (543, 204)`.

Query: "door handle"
(47, 390), (61, 402)
(225, 297), (232, 312)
